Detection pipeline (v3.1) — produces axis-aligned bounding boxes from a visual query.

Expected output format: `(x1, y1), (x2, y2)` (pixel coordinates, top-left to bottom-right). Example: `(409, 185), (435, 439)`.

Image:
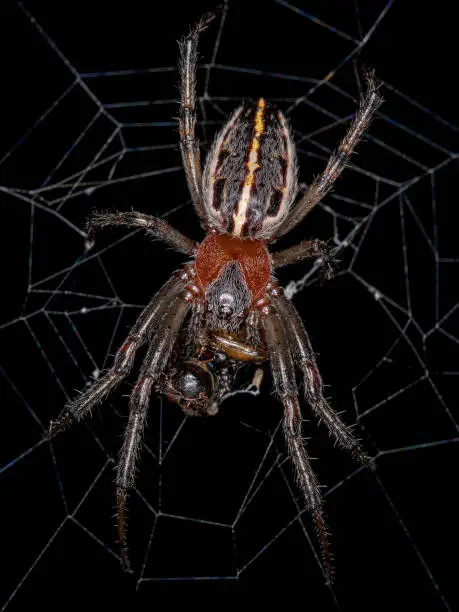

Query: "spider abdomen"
(202, 99), (299, 239)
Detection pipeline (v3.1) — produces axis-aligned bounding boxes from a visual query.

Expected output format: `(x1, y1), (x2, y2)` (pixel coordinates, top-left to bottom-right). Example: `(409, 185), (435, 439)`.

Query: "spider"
(47, 12), (383, 582)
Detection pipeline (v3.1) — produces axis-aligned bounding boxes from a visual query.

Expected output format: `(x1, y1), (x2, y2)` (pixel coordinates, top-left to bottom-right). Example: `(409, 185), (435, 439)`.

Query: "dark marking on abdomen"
(267, 189), (283, 216)
(212, 178), (226, 211)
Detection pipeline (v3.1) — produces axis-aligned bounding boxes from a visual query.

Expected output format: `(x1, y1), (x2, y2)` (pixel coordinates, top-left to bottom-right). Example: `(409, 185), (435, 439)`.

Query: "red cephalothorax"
(195, 232), (271, 303)
(47, 11), (382, 583)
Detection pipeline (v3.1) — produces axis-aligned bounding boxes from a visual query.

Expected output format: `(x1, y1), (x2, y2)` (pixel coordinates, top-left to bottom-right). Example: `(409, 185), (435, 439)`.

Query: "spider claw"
(120, 549), (133, 574)
(360, 452), (376, 470)
(85, 211), (111, 237)
(313, 509), (335, 585)
(314, 240), (340, 284)
(85, 218), (99, 239)
(189, 9), (218, 37)
(117, 487), (135, 573)
(44, 412), (75, 441)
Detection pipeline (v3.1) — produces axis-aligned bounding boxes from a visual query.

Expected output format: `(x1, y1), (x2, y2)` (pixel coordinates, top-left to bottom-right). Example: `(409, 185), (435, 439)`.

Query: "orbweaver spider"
(47, 12), (383, 582)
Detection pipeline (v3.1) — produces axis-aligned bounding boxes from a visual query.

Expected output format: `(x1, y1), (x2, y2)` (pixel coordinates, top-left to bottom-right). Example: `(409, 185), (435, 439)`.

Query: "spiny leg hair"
(116, 296), (190, 571)
(277, 72), (383, 238)
(272, 238), (339, 282)
(87, 211), (197, 256)
(46, 276), (184, 439)
(273, 292), (370, 466)
(178, 11), (216, 224)
(262, 310), (334, 583)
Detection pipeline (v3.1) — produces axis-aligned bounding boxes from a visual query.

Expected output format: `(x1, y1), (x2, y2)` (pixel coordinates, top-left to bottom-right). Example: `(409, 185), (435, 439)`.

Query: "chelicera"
(47, 12), (383, 582)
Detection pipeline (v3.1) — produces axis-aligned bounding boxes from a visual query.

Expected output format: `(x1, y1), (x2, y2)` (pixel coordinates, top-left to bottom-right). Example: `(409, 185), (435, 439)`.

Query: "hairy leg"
(271, 238), (338, 281)
(276, 72), (383, 238)
(116, 296), (190, 570)
(87, 211), (197, 256)
(183, 300), (204, 357)
(46, 275), (185, 439)
(178, 12), (216, 225)
(262, 310), (334, 583)
(273, 292), (370, 465)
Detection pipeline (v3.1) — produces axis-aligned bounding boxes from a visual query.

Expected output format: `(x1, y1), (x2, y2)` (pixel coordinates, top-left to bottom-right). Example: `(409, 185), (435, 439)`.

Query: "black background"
(1, 1), (458, 610)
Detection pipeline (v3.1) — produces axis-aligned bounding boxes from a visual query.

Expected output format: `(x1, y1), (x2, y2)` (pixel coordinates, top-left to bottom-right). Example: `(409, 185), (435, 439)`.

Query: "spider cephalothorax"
(47, 12), (383, 582)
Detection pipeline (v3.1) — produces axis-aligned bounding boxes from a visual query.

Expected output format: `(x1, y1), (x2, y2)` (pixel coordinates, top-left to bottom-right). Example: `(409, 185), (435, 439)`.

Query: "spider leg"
(272, 238), (339, 282)
(273, 292), (370, 465)
(261, 310), (334, 583)
(276, 72), (383, 238)
(87, 211), (197, 256)
(46, 275), (185, 439)
(178, 12), (216, 225)
(183, 300), (205, 357)
(116, 295), (190, 570)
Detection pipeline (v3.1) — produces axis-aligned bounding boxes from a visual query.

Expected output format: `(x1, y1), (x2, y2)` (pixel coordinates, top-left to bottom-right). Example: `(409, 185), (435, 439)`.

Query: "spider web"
(1, 1), (458, 609)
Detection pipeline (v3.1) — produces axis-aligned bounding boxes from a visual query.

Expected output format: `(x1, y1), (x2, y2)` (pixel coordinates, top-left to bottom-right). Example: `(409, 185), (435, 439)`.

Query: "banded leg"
(46, 275), (184, 439)
(87, 211), (197, 256)
(273, 292), (369, 465)
(277, 73), (383, 238)
(116, 296), (190, 570)
(178, 12), (216, 223)
(262, 310), (334, 583)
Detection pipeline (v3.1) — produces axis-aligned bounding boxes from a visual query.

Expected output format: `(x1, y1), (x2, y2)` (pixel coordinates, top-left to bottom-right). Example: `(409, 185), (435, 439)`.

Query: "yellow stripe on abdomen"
(232, 98), (266, 236)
